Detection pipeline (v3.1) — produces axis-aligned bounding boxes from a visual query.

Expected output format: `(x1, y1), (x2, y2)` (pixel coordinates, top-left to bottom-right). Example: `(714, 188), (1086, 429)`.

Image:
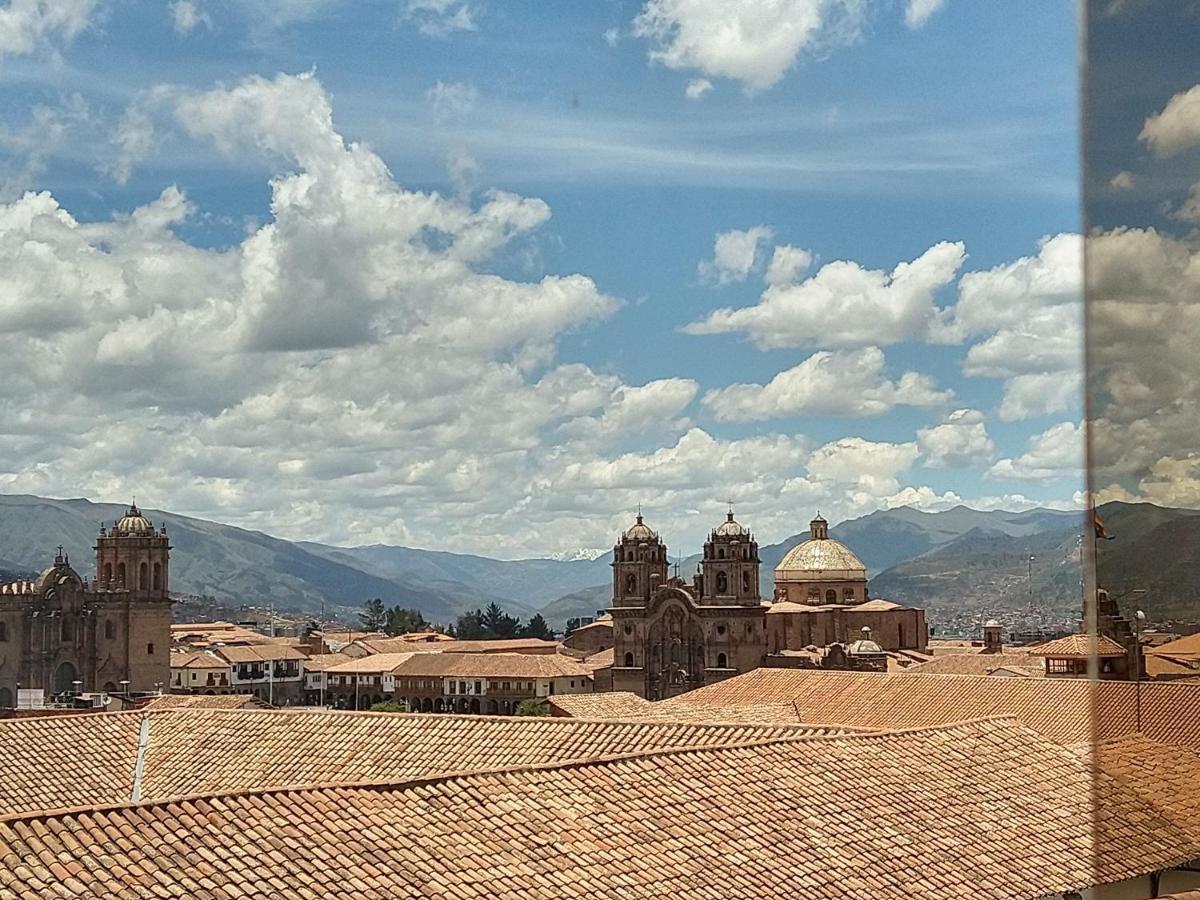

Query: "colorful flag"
(1093, 508), (1115, 540)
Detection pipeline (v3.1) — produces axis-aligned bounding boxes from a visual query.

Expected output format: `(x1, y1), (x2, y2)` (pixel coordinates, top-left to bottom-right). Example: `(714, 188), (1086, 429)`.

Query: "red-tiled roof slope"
(660, 668), (1200, 748)
(141, 693), (273, 711)
(0, 718), (1194, 899)
(0, 708), (839, 815)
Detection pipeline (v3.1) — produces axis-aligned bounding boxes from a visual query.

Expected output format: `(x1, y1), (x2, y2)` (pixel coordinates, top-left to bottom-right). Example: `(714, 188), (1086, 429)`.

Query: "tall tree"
(521, 613), (553, 640)
(384, 606), (428, 637)
(481, 602), (520, 638)
(358, 598), (387, 631)
(455, 608), (487, 640)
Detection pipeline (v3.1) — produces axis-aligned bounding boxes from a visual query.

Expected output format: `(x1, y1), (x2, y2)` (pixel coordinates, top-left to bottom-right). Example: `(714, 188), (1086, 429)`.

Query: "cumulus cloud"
(1109, 170), (1135, 190)
(916, 408), (994, 469)
(1085, 227), (1200, 505)
(170, 0), (212, 34)
(949, 233), (1082, 420)
(0, 0), (100, 59)
(805, 436), (919, 495)
(1140, 83), (1200, 158)
(764, 244), (812, 286)
(405, 0), (476, 37)
(106, 90), (167, 184)
(685, 240), (965, 349)
(904, 0), (944, 28)
(697, 225), (773, 285)
(987, 421), (1083, 481)
(703, 347), (950, 421)
(684, 78), (712, 100)
(631, 0), (866, 93)
(426, 80), (478, 123)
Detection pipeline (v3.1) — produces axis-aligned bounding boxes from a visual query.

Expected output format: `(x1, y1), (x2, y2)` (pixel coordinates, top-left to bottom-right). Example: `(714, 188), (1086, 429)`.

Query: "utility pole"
(1134, 609), (1146, 732)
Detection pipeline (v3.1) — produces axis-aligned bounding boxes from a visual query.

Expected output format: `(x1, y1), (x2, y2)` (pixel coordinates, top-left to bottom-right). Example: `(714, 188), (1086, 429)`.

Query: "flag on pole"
(1093, 508), (1115, 541)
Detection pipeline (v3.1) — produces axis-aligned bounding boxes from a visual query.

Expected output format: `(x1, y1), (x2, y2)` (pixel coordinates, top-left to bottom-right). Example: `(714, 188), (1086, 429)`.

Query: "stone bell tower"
(611, 512), (669, 607)
(699, 509), (760, 606)
(95, 501), (171, 601)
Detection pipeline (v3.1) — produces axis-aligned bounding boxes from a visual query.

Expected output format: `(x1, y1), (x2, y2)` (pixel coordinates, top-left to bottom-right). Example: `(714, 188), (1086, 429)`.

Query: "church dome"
(774, 514), (867, 583)
(114, 502), (154, 536)
(847, 627), (884, 656)
(714, 510), (748, 537)
(623, 513), (657, 542)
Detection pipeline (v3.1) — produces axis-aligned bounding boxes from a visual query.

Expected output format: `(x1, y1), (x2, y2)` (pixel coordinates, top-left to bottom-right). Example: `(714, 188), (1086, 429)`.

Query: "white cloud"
(703, 347), (950, 421)
(0, 96), (88, 199)
(1140, 83), (1200, 158)
(1109, 170), (1135, 190)
(697, 225), (773, 285)
(916, 408), (994, 469)
(764, 244), (812, 285)
(1171, 182), (1200, 222)
(949, 233), (1082, 420)
(631, 0), (866, 93)
(684, 78), (713, 100)
(0, 0), (100, 59)
(805, 436), (919, 494)
(170, 0), (212, 34)
(426, 80), (478, 124)
(106, 92), (164, 185)
(987, 421), (1083, 481)
(602, 27), (620, 47)
(685, 240), (965, 349)
(405, 0), (476, 37)
(904, 0), (944, 28)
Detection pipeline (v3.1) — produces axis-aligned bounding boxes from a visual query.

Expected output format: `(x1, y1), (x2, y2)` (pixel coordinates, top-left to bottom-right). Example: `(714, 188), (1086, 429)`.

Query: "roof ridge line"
(0, 716), (1025, 826)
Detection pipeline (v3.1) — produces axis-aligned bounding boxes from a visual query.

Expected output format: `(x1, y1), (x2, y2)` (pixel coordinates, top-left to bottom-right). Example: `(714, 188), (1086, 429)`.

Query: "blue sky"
(0, 0), (1088, 557)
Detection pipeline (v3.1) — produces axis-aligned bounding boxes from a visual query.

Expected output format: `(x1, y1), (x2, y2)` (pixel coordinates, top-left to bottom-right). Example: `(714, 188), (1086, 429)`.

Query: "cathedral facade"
(610, 511), (767, 700)
(0, 503), (173, 706)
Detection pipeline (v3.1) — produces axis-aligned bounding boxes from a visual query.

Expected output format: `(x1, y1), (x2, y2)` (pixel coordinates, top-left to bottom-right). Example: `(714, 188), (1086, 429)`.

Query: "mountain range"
(0, 494), (1197, 630)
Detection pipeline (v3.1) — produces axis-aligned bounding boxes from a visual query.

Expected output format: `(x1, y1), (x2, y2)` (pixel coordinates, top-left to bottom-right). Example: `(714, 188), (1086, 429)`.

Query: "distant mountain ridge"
(1, 494), (1195, 629)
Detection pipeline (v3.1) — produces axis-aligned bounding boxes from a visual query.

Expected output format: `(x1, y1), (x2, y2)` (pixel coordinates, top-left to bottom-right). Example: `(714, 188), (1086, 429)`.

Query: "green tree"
(384, 606), (429, 637)
(358, 598), (387, 631)
(368, 700), (409, 713)
(514, 698), (549, 716)
(521, 613), (554, 640)
(455, 608), (487, 640)
(481, 602), (520, 638)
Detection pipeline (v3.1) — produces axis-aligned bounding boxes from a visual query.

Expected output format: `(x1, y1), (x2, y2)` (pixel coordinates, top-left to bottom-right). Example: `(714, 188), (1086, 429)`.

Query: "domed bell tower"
(95, 502), (171, 602)
(611, 512), (668, 606)
(700, 509), (760, 606)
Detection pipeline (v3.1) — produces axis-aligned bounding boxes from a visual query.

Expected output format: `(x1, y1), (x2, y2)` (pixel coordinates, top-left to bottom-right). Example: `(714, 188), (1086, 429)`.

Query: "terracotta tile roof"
(323, 652), (422, 674)
(0, 708), (832, 815)
(212, 643), (307, 663)
(298, 652), (355, 671)
(1147, 631), (1200, 664)
(391, 651), (594, 679)
(903, 651), (1046, 676)
(168, 650), (228, 669)
(140, 694), (273, 711)
(661, 668), (1200, 748)
(548, 691), (858, 728)
(354, 636), (561, 655)
(582, 647), (614, 669)
(1029, 633), (1128, 658)
(0, 718), (1194, 899)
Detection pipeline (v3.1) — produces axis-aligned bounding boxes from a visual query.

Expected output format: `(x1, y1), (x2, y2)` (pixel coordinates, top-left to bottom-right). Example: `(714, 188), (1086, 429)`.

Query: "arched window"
(718, 547), (725, 558)
(138, 562), (148, 590)
(153, 562), (162, 590)
(625, 573), (637, 594)
(624, 652), (634, 667)
(116, 562), (126, 587)
(717, 653), (727, 668)
(742, 571), (750, 592)
(825, 589), (837, 603)
(843, 587), (855, 600)
(716, 571), (728, 593)
(103, 562), (112, 583)
(105, 619), (115, 640)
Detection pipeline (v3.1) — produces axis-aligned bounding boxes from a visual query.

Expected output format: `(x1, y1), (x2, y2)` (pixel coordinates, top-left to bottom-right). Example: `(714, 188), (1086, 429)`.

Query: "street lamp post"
(1134, 609), (1147, 733)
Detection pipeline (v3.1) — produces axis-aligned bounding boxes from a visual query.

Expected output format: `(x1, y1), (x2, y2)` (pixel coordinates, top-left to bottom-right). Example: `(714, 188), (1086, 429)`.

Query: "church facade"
(610, 510), (929, 698)
(610, 511), (768, 700)
(0, 503), (173, 705)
